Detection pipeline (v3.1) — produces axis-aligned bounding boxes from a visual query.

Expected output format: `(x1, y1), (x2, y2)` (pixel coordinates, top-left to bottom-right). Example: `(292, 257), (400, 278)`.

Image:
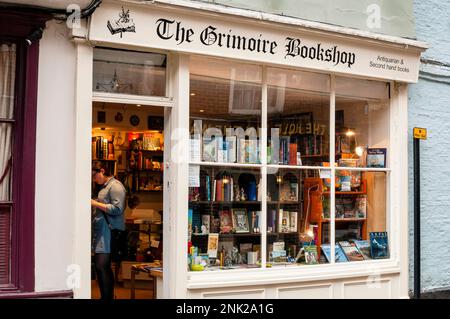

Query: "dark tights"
(94, 253), (114, 300)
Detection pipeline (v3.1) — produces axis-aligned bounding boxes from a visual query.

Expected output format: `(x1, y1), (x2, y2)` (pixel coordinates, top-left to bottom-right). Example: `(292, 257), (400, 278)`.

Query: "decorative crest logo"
(107, 7), (136, 38)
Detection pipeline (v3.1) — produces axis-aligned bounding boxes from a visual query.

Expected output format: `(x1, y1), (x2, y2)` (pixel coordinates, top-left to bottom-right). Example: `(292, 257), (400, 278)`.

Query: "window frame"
(0, 10), (47, 295)
(187, 57), (394, 278)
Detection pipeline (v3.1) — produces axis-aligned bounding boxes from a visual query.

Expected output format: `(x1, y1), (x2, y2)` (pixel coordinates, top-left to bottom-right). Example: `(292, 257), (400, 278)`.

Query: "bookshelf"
(303, 176), (368, 257)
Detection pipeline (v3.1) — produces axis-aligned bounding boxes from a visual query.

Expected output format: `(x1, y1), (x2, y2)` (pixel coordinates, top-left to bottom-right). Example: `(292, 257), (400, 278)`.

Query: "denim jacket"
(92, 177), (126, 254)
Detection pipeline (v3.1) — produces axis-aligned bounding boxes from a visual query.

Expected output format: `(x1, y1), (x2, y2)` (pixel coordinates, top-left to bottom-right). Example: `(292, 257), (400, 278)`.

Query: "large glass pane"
(188, 56), (262, 271)
(0, 43), (15, 120)
(189, 166), (262, 270)
(93, 48), (166, 96)
(267, 168), (330, 266)
(329, 170), (388, 263)
(335, 77), (390, 168)
(267, 68), (330, 167)
(0, 123), (12, 202)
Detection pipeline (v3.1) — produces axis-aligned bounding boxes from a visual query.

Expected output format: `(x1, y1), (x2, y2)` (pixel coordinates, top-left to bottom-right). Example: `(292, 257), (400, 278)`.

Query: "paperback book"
(370, 232), (389, 259)
(338, 241), (365, 261)
(353, 240), (371, 260)
(320, 244), (348, 263)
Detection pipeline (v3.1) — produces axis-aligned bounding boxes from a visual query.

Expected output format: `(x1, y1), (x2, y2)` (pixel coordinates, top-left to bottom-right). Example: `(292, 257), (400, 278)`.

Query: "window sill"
(187, 258), (400, 290)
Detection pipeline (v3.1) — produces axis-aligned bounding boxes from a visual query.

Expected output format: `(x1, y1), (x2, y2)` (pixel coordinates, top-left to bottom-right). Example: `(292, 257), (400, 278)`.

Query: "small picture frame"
(232, 209), (249, 233)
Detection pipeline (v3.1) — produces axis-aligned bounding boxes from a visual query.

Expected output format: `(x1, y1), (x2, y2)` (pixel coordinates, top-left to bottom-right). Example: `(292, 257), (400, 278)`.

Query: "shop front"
(72, 0), (427, 299)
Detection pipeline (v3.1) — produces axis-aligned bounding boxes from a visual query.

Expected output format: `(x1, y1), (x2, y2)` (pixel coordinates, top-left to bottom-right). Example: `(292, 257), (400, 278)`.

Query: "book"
(303, 243), (319, 264)
(267, 209), (276, 232)
(207, 233), (219, 258)
(370, 232), (389, 259)
(289, 211), (298, 232)
(320, 244), (348, 263)
(188, 208), (193, 239)
(338, 241), (365, 261)
(355, 195), (367, 218)
(278, 209), (290, 233)
(273, 241), (285, 252)
(353, 240), (371, 260)
(367, 148), (387, 168)
(232, 209), (249, 233)
(203, 137), (218, 162)
(288, 142), (297, 165)
(219, 210), (233, 233)
(226, 136), (237, 163)
(201, 215), (210, 234)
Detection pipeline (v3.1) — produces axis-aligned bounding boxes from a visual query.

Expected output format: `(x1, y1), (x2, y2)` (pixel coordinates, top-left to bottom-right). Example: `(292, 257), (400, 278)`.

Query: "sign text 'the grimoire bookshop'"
(155, 18), (356, 68)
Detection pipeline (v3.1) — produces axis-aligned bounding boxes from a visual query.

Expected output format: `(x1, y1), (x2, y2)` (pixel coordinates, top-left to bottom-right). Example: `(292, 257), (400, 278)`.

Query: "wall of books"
(187, 56), (391, 272)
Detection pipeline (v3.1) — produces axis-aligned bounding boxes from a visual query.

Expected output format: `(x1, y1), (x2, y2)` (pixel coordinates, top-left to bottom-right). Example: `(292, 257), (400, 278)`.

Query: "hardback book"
(279, 136), (290, 165)
(355, 195), (367, 218)
(188, 208), (193, 239)
(232, 209), (250, 233)
(338, 241), (365, 261)
(370, 232), (389, 259)
(217, 139), (228, 163)
(237, 138), (246, 164)
(303, 243), (319, 264)
(201, 215), (210, 234)
(367, 148), (387, 168)
(267, 209), (276, 232)
(219, 210), (233, 234)
(278, 209), (290, 233)
(353, 240), (371, 260)
(247, 138), (259, 164)
(321, 244), (348, 263)
(226, 136), (237, 163)
(289, 142), (297, 165)
(203, 137), (218, 162)
(207, 233), (219, 258)
(289, 211), (298, 232)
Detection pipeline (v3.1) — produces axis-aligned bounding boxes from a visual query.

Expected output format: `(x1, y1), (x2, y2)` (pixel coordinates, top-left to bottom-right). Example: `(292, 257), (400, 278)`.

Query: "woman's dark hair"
(92, 161), (112, 177)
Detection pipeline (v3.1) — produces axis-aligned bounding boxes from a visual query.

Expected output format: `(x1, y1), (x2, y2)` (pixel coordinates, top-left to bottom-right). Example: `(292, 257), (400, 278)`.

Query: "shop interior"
(91, 102), (164, 299)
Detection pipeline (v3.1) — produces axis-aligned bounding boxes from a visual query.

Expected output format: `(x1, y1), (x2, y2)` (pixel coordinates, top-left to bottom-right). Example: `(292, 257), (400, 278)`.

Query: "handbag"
(102, 211), (128, 262)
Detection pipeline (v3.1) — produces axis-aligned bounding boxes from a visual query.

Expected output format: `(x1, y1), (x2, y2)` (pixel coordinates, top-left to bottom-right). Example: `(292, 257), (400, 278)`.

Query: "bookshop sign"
(89, 2), (422, 83)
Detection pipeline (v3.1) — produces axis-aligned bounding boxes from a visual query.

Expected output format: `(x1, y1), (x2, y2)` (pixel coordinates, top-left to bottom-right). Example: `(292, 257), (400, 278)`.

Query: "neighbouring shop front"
(68, 0), (427, 298)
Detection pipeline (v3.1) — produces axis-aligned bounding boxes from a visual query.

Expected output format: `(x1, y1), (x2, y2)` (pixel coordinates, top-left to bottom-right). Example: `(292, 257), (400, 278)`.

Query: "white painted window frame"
(185, 57), (406, 294)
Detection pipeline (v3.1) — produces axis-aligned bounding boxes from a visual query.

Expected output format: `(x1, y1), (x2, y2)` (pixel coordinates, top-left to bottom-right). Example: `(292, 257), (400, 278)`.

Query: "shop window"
(188, 56), (262, 270)
(93, 48), (167, 97)
(187, 57), (391, 272)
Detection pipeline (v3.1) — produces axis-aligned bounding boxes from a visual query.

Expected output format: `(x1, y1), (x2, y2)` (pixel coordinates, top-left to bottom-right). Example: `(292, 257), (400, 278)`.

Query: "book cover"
(219, 210), (233, 234)
(321, 244), (348, 263)
(370, 232), (389, 259)
(353, 240), (371, 260)
(289, 143), (297, 165)
(280, 182), (298, 202)
(339, 241), (365, 261)
(188, 208), (193, 238)
(367, 148), (387, 168)
(237, 138), (246, 164)
(226, 136), (237, 163)
(203, 137), (218, 162)
(273, 241), (285, 252)
(201, 215), (210, 234)
(289, 211), (298, 232)
(278, 209), (290, 233)
(303, 243), (319, 264)
(232, 209), (249, 233)
(207, 233), (219, 258)
(251, 211), (261, 233)
(355, 195), (367, 218)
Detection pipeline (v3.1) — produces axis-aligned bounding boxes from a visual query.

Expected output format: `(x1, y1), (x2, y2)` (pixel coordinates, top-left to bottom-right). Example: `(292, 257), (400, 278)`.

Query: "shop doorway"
(91, 101), (165, 299)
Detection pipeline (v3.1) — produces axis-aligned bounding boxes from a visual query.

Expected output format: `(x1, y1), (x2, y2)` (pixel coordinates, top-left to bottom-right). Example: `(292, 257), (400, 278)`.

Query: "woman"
(91, 162), (126, 300)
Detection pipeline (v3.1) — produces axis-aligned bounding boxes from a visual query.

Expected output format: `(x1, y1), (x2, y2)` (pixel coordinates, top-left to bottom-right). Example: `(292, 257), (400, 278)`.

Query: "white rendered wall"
(35, 20), (77, 292)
